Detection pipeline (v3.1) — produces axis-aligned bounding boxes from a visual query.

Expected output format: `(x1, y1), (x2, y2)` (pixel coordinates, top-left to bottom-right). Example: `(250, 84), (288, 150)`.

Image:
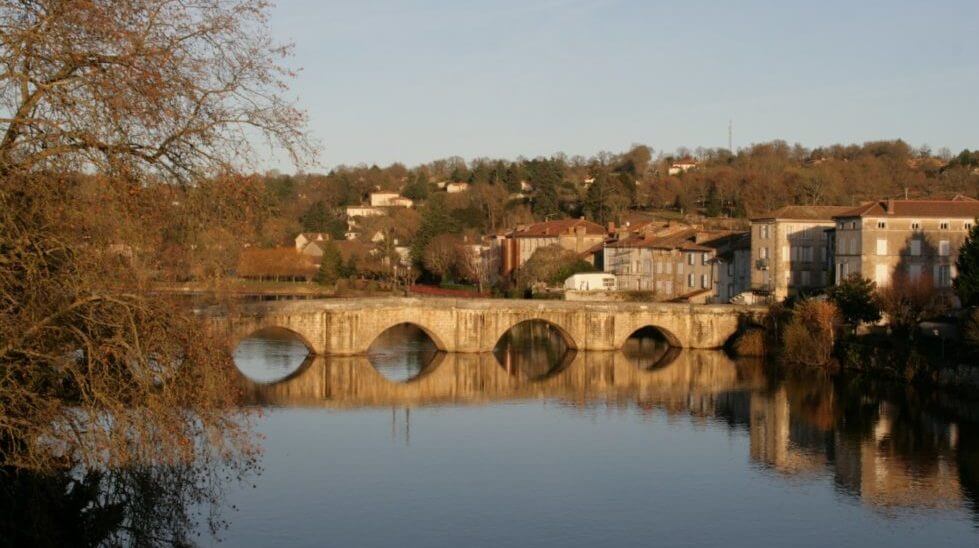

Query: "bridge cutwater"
(212, 297), (767, 355)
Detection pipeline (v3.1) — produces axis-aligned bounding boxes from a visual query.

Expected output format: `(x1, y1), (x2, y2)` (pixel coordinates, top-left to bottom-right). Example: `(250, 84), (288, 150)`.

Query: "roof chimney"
(886, 199), (895, 215)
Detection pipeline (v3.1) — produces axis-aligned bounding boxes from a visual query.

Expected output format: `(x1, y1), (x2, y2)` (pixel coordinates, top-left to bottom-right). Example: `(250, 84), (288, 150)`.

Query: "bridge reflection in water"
(232, 325), (979, 516)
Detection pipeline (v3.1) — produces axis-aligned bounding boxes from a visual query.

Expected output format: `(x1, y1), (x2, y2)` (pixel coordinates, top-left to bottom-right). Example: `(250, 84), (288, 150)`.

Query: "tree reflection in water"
(0, 452), (257, 547)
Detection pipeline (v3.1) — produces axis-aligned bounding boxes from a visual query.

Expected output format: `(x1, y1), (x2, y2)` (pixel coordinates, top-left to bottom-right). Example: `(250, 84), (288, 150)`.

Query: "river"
(217, 322), (979, 546)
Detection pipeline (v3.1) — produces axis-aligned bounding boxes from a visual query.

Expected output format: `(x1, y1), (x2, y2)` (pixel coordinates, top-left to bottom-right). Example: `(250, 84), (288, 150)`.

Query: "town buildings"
(498, 219), (607, 277)
(832, 198), (979, 292)
(605, 226), (747, 302)
(749, 206), (852, 301)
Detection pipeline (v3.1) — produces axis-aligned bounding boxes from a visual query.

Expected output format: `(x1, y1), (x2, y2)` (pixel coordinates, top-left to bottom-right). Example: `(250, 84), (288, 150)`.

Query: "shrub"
(782, 299), (841, 368)
(732, 329), (767, 357)
(827, 274), (881, 326)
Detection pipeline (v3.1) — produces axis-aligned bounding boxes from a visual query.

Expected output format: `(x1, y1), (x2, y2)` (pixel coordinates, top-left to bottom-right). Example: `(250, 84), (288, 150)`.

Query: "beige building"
(369, 191), (413, 208)
(750, 206), (852, 301)
(499, 219), (607, 277)
(605, 227), (745, 302)
(833, 198), (979, 291)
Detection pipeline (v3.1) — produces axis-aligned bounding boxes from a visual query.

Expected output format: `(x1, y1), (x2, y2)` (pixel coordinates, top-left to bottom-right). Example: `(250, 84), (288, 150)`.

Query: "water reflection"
(233, 327), (310, 383)
(367, 323), (440, 382)
(621, 326), (681, 370)
(234, 335), (979, 520)
(494, 320), (574, 379)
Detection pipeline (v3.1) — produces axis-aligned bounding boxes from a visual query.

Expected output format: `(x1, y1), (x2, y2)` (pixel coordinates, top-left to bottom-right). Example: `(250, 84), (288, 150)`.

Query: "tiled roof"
(834, 199), (979, 219)
(751, 205), (854, 222)
(237, 248), (318, 278)
(511, 219), (606, 238)
(608, 229), (744, 252)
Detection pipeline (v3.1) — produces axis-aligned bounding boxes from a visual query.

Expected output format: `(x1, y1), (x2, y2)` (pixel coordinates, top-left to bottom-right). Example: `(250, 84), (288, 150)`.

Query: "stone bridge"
(211, 297), (767, 354)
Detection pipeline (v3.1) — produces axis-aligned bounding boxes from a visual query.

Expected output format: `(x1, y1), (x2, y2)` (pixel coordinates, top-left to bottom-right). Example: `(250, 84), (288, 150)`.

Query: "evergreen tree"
(402, 172), (429, 200)
(827, 274), (881, 325)
(300, 200), (345, 238)
(410, 193), (460, 271)
(705, 182), (723, 217)
(314, 241), (343, 286)
(955, 221), (979, 307)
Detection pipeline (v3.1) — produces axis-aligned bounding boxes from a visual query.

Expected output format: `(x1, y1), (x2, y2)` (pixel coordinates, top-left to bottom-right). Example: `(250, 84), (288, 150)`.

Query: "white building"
(564, 272), (617, 291)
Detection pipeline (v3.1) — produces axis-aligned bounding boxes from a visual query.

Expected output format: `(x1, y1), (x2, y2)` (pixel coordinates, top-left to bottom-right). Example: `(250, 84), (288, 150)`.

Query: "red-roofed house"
(498, 219), (607, 276)
(832, 198), (979, 291)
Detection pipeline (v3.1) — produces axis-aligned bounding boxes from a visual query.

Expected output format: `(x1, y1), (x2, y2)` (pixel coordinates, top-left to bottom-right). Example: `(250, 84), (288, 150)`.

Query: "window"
(688, 274), (695, 288)
(875, 264), (889, 286)
(849, 237), (858, 255)
(602, 277), (615, 288)
(760, 247), (769, 259)
(702, 253), (709, 265)
(909, 239), (921, 256)
(876, 238), (887, 256)
(877, 220), (886, 229)
(727, 263), (734, 276)
(803, 246), (813, 262)
(665, 262), (672, 274)
(938, 265), (952, 287)
(939, 240), (950, 256)
(677, 262), (684, 274)
(701, 274), (709, 289)
(911, 220), (921, 231)
(687, 253), (694, 265)
(790, 246), (798, 261)
(760, 225), (770, 239)
(801, 271), (811, 286)
(940, 221), (950, 230)
(967, 222), (974, 231)
(909, 264), (921, 281)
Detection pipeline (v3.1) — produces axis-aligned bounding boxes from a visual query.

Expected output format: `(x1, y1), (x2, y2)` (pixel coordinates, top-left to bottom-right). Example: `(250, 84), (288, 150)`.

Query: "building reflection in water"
(233, 325), (979, 519)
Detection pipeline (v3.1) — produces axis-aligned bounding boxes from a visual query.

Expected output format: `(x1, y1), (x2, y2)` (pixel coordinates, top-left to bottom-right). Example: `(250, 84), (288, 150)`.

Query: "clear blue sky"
(268, 0), (979, 170)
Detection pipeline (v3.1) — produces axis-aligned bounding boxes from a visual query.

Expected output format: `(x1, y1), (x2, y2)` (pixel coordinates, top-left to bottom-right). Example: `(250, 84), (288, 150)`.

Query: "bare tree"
(422, 234), (460, 283)
(0, 0), (313, 179)
(456, 242), (490, 293)
(0, 0), (310, 473)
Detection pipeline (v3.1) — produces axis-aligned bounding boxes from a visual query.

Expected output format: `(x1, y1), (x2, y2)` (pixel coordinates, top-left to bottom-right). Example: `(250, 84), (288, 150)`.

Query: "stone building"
(604, 227), (745, 302)
(498, 219), (607, 277)
(832, 198), (979, 292)
(750, 206), (853, 301)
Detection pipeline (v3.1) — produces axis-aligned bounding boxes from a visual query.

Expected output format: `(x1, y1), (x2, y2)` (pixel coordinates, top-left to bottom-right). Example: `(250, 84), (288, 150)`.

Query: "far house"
(750, 205), (853, 302)
(295, 232), (331, 255)
(668, 158), (698, 176)
(369, 191), (414, 208)
(832, 198), (979, 297)
(445, 181), (470, 193)
(498, 219), (607, 277)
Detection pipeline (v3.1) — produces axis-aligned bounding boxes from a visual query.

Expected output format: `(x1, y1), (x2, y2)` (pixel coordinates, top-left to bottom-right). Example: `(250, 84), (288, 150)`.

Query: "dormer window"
(940, 221), (950, 230)
(877, 221), (886, 229)
(911, 220), (920, 231)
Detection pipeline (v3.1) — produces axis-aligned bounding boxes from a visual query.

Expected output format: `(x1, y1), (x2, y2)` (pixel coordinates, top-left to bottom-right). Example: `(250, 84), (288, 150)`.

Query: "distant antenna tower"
(728, 119), (733, 152)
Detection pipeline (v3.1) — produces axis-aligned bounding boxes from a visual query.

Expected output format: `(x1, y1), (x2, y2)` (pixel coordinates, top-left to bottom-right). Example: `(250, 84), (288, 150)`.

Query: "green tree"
(314, 241), (343, 286)
(704, 182), (723, 217)
(954, 221), (979, 308)
(300, 200), (344, 239)
(410, 194), (460, 271)
(402, 172), (429, 200)
(827, 274), (882, 326)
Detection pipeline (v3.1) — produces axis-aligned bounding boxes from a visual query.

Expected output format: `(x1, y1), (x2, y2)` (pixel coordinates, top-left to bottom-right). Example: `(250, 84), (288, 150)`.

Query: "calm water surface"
(222, 323), (979, 547)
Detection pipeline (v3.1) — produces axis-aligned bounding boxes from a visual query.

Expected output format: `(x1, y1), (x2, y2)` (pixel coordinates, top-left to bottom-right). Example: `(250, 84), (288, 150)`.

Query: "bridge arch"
(231, 325), (316, 355)
(491, 317), (579, 351)
(616, 324), (681, 350)
(361, 317), (451, 353)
